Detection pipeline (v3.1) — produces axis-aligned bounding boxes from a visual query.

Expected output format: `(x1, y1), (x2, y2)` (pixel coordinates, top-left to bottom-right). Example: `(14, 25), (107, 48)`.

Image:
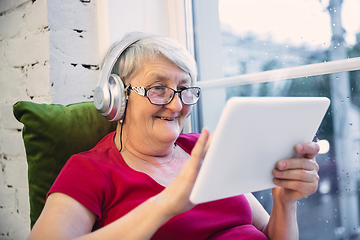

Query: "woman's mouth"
(156, 116), (175, 121)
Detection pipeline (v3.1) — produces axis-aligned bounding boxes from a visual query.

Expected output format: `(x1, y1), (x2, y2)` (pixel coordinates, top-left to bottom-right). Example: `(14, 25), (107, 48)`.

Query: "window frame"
(190, 0), (360, 238)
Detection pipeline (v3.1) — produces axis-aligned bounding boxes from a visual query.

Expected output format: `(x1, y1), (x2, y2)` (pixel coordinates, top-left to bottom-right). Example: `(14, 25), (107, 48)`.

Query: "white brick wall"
(0, 0), (50, 239)
(48, 0), (100, 105)
(0, 0), (100, 239)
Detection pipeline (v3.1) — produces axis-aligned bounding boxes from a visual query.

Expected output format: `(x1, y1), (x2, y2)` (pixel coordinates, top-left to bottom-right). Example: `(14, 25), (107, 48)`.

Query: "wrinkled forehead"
(125, 54), (191, 86)
(142, 71), (192, 86)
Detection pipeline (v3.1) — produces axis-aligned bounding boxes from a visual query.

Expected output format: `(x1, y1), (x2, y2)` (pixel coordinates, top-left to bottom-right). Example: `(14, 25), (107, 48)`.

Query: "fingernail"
(315, 142), (320, 151)
(297, 144), (304, 151)
(273, 178), (280, 185)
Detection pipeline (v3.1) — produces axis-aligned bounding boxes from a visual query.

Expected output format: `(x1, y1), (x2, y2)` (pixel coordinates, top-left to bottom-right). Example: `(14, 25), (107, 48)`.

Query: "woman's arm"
(248, 142), (320, 240)
(28, 129), (210, 240)
(244, 193), (269, 232)
(28, 191), (174, 240)
(28, 192), (96, 240)
(262, 188), (299, 239)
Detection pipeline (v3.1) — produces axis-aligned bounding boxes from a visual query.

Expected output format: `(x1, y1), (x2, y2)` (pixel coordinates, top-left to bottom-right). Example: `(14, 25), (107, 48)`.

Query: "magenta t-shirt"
(49, 132), (268, 240)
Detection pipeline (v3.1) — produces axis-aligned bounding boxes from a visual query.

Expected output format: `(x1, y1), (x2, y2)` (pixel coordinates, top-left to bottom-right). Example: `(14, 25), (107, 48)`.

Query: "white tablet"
(190, 97), (330, 204)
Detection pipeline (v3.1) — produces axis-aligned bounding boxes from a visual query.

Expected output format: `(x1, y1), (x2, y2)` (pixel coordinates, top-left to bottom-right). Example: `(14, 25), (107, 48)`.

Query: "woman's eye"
(152, 86), (165, 90)
(178, 86), (189, 91)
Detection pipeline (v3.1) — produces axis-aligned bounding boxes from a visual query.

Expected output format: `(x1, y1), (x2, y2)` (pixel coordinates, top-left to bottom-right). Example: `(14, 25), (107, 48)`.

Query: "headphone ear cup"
(106, 74), (127, 121)
(95, 33), (156, 121)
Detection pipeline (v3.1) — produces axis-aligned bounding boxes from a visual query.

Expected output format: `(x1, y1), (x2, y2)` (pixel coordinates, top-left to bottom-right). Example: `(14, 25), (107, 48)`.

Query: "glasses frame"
(130, 86), (201, 106)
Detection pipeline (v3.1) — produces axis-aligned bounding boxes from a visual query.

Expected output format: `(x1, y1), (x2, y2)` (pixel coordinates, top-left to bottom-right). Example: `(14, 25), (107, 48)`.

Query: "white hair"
(107, 32), (198, 85)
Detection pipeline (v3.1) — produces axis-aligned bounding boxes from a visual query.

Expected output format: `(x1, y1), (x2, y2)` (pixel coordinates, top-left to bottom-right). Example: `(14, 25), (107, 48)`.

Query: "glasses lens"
(147, 86), (173, 105)
(181, 87), (200, 105)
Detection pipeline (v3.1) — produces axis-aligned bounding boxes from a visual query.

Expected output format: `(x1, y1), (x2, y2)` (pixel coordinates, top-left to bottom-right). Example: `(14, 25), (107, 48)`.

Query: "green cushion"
(13, 101), (117, 228)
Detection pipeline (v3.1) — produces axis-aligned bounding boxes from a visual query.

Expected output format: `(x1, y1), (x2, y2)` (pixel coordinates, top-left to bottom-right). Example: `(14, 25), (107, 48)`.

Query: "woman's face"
(123, 54), (192, 147)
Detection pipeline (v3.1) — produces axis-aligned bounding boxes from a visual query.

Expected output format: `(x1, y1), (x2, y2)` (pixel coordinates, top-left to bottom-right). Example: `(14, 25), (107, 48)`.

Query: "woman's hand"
(272, 142), (320, 204)
(153, 128), (210, 218)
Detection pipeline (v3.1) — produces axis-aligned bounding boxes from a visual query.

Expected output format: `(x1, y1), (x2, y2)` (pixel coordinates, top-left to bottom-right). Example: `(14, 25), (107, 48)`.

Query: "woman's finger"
(295, 142), (320, 159)
(205, 131), (214, 153)
(273, 178), (319, 198)
(273, 168), (319, 182)
(187, 128), (209, 171)
(276, 158), (319, 172)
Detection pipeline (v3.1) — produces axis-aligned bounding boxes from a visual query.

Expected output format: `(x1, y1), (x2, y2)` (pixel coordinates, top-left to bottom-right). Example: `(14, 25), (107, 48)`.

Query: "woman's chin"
(160, 129), (181, 143)
(153, 118), (183, 143)
(159, 127), (181, 142)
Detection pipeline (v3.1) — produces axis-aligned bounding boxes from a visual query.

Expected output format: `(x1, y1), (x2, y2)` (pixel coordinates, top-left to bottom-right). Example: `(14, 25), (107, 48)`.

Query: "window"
(192, 0), (360, 239)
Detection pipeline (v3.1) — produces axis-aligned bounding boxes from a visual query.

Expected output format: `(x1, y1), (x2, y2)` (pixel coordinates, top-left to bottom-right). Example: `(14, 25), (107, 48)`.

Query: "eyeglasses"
(130, 86), (201, 105)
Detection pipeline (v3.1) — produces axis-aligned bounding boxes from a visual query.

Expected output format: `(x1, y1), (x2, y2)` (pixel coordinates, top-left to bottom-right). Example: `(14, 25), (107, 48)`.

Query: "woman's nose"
(165, 93), (183, 112)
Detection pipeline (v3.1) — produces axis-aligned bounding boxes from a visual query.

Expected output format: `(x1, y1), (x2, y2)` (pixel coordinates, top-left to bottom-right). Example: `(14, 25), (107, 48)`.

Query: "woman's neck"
(117, 135), (184, 187)
(119, 137), (177, 167)
(114, 125), (176, 159)
(114, 125), (188, 186)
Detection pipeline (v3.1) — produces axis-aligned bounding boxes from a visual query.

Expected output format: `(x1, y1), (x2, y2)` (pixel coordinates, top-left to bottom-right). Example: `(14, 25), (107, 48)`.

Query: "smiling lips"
(156, 116), (177, 121)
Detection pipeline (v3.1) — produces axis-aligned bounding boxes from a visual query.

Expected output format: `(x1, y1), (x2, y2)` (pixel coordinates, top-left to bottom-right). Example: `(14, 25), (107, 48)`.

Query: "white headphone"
(93, 32), (155, 121)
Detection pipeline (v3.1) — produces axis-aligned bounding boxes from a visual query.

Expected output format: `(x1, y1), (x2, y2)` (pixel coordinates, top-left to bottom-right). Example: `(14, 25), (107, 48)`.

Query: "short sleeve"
(48, 154), (110, 219)
(176, 133), (200, 154)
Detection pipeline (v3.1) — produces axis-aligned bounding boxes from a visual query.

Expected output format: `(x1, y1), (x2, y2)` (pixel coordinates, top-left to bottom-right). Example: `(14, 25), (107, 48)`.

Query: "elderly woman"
(28, 33), (320, 240)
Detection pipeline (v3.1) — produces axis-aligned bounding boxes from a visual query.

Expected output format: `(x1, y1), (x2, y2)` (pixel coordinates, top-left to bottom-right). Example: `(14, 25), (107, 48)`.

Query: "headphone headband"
(94, 32), (156, 121)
